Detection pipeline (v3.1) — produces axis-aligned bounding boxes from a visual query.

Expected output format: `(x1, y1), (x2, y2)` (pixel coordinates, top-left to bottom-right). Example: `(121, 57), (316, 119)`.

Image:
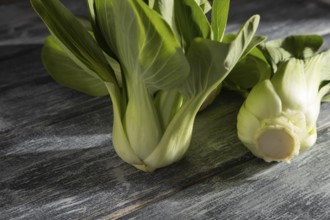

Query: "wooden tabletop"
(1, 0), (330, 219)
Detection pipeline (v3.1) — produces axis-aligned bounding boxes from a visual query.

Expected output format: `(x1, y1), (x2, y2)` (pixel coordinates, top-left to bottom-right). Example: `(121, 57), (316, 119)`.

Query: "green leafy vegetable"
(236, 35), (330, 162)
(211, 0), (229, 41)
(260, 34), (324, 72)
(42, 36), (108, 96)
(152, 0), (213, 51)
(223, 47), (271, 97)
(31, 0), (260, 171)
(31, 0), (116, 83)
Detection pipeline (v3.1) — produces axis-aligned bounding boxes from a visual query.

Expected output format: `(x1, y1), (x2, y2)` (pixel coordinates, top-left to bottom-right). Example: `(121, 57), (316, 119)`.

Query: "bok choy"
(31, 0), (260, 171)
(236, 35), (330, 162)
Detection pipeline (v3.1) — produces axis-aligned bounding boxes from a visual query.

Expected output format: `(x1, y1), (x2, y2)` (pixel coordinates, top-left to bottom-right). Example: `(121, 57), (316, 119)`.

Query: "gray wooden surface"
(1, 0), (330, 219)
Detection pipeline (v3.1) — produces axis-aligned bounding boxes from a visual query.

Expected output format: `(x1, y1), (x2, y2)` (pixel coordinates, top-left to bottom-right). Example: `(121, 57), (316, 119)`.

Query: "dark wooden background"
(1, 0), (330, 219)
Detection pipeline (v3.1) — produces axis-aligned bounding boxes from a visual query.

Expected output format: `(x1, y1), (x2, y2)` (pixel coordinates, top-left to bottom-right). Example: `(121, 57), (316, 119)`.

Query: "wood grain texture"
(1, 0), (330, 220)
(123, 108), (330, 220)
(226, 0), (330, 41)
(0, 0), (88, 46)
(2, 0), (330, 46)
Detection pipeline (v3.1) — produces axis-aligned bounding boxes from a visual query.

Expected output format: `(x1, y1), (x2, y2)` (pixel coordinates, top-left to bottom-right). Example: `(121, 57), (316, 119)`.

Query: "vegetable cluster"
(31, 0), (261, 171)
(31, 0), (330, 172)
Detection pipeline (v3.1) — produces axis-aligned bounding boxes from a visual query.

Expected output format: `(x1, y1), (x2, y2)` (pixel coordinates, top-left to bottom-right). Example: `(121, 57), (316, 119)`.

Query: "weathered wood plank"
(125, 124), (330, 220)
(226, 0), (330, 41)
(0, 0), (88, 46)
(1, 49), (330, 219)
(0, 45), (250, 220)
(0, 77), (252, 219)
(0, 45), (111, 134)
(1, 0), (330, 45)
(1, 0), (330, 219)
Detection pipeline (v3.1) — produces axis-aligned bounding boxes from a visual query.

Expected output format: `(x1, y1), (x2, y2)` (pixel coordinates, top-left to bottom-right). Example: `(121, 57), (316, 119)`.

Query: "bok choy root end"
(237, 35), (330, 163)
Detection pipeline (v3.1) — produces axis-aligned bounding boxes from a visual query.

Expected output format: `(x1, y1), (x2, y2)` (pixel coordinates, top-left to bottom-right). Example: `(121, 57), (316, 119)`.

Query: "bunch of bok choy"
(31, 0), (261, 171)
(235, 35), (330, 162)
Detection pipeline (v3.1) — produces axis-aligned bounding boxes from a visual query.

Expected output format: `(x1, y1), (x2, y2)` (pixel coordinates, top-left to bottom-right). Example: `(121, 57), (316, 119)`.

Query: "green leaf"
(154, 90), (183, 130)
(304, 49), (330, 102)
(148, 0), (155, 7)
(320, 83), (330, 102)
(142, 0), (155, 7)
(319, 49), (330, 82)
(105, 82), (143, 166)
(87, 0), (96, 20)
(179, 38), (230, 99)
(249, 44), (270, 63)
(241, 35), (266, 58)
(174, 0), (212, 50)
(86, 0), (122, 87)
(95, 0), (190, 91)
(86, 0), (117, 59)
(42, 36), (108, 96)
(143, 97), (199, 170)
(211, 0), (230, 42)
(272, 58), (307, 110)
(123, 77), (163, 161)
(244, 79), (282, 119)
(76, 16), (92, 31)
(221, 33), (236, 43)
(259, 35), (324, 71)
(223, 33), (266, 59)
(223, 15), (261, 70)
(180, 15), (260, 99)
(224, 48), (271, 95)
(153, 0), (211, 50)
(195, 0), (211, 14)
(152, 0), (176, 31)
(268, 35), (323, 58)
(30, 0), (116, 83)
